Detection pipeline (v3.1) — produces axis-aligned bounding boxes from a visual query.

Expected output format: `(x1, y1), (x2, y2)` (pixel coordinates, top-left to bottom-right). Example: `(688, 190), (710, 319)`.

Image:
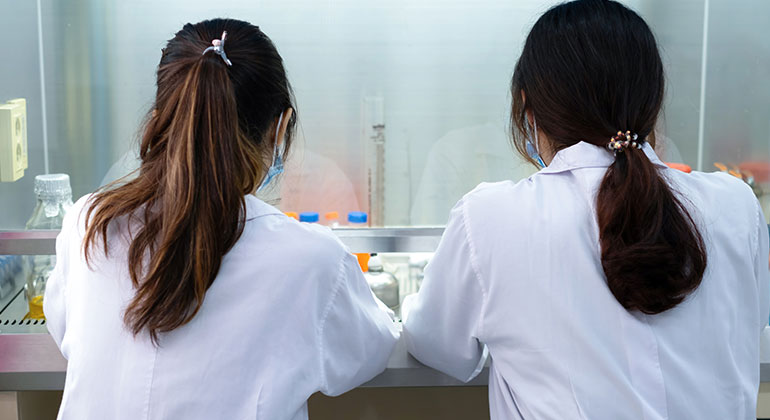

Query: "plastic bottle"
(299, 212), (319, 223)
(25, 174), (73, 319)
(347, 211), (368, 226)
(0, 255), (23, 300)
(348, 212), (369, 272)
(324, 211), (340, 228)
(364, 253), (399, 310)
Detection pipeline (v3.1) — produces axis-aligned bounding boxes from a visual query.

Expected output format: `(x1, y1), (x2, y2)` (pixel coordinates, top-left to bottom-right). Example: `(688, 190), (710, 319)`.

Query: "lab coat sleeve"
(403, 198), (487, 382)
(754, 202), (770, 331)
(44, 201), (80, 358)
(317, 252), (400, 396)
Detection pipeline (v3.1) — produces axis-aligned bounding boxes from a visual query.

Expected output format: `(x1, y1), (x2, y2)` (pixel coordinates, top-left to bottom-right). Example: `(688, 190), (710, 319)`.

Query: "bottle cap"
(368, 253), (383, 271)
(284, 212), (299, 220)
(299, 212), (319, 223)
(34, 174), (72, 200)
(325, 211), (339, 221)
(347, 211), (368, 224)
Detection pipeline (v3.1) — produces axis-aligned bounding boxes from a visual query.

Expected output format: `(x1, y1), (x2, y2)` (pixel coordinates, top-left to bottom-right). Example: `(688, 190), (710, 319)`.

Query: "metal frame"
(0, 227), (445, 255)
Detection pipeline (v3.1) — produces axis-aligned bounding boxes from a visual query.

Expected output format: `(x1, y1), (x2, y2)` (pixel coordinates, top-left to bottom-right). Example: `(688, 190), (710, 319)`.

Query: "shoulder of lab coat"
(44, 194), (92, 358)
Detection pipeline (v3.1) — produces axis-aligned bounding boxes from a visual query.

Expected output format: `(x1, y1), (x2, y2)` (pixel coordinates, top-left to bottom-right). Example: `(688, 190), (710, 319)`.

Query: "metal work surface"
(3, 325), (770, 391)
(0, 331), (484, 392)
(0, 228), (445, 255)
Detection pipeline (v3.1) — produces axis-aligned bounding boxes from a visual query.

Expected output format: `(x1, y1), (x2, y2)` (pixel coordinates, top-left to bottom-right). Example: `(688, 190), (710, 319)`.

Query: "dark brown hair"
(84, 19), (296, 342)
(511, 0), (707, 314)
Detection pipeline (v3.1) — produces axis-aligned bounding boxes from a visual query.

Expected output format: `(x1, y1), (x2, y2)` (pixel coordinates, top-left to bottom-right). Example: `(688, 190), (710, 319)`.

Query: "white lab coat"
(404, 141), (770, 419)
(44, 194), (399, 420)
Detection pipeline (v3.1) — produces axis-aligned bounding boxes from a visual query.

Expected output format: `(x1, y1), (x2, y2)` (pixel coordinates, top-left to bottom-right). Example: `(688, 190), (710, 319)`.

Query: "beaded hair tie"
(607, 130), (642, 154)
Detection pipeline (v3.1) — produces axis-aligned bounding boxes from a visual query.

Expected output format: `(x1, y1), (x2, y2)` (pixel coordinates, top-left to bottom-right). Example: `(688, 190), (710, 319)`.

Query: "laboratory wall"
(1, 0), (768, 229)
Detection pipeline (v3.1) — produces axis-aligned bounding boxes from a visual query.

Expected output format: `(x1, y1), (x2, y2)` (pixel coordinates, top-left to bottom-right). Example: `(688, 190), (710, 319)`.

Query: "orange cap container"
(354, 253), (370, 273)
(325, 211), (339, 221)
(284, 212), (299, 220)
(665, 162), (692, 173)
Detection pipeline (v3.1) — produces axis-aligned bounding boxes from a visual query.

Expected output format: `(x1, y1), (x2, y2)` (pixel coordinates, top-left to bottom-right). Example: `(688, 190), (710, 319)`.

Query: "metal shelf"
(0, 227), (445, 255)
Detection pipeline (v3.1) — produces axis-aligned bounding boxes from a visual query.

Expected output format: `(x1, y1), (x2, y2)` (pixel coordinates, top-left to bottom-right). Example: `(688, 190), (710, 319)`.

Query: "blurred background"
(1, 0), (768, 228)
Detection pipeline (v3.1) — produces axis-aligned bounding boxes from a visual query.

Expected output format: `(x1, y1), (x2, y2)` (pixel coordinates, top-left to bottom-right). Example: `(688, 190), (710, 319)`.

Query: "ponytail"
(83, 19), (291, 343)
(596, 147), (707, 314)
(510, 1), (707, 314)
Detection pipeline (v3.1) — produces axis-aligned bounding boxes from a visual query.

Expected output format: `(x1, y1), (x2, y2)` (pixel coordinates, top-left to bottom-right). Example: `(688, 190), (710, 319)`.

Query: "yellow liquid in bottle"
(26, 295), (45, 320)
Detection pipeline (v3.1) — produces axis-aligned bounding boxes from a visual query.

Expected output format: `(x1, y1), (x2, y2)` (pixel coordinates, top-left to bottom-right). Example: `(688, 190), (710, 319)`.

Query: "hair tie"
(607, 131), (642, 154)
(202, 31), (232, 66)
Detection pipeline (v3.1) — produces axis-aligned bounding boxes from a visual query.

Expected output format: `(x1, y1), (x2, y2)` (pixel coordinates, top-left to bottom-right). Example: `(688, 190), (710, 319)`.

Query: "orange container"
(355, 253), (370, 273)
(665, 162), (692, 173)
(284, 212), (299, 220)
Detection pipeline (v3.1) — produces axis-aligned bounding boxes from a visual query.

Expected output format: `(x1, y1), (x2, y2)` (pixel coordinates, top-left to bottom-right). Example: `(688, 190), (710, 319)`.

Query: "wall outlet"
(0, 98), (28, 182)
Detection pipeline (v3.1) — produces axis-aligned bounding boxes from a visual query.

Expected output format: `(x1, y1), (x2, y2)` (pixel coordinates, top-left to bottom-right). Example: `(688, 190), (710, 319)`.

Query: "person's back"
(448, 147), (767, 418)
(44, 18), (398, 420)
(403, 1), (769, 419)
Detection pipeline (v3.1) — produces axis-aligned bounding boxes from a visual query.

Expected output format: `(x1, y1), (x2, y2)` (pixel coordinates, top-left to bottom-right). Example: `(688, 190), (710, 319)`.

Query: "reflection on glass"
(277, 147), (363, 222)
(1, 0), (768, 229)
(411, 122), (535, 226)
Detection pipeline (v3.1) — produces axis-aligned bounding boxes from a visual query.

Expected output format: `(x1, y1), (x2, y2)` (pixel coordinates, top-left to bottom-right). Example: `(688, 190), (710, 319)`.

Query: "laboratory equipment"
(347, 211), (368, 226)
(0, 255), (22, 300)
(364, 253), (399, 310)
(299, 212), (319, 223)
(362, 96), (385, 227)
(324, 212), (340, 228)
(25, 174), (72, 319)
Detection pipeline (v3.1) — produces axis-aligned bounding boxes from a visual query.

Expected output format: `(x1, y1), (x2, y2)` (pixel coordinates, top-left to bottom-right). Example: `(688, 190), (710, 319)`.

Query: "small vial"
(325, 212), (340, 228)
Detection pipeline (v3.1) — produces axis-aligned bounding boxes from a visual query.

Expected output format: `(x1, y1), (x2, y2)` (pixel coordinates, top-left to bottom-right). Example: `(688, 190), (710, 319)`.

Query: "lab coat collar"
(540, 141), (668, 175)
(244, 194), (283, 221)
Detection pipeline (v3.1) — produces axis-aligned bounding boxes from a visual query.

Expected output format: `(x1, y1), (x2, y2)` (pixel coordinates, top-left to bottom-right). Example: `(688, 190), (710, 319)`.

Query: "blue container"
(347, 212), (368, 224)
(299, 212), (319, 223)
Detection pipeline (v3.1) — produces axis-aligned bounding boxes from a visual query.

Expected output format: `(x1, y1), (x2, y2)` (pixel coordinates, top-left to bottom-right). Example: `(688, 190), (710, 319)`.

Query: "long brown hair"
(511, 0), (707, 314)
(84, 19), (296, 343)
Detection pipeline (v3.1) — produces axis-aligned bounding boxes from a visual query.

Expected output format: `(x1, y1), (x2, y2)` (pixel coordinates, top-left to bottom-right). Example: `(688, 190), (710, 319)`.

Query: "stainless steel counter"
(0, 331), (488, 392)
(4, 328), (770, 391)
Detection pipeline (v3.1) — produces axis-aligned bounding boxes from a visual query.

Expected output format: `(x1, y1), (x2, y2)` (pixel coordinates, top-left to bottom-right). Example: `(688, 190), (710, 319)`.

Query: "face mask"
(526, 114), (546, 168)
(257, 112), (285, 192)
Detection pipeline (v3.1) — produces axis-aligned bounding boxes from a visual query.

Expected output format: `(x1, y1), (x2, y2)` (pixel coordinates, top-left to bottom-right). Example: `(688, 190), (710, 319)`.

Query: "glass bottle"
(25, 174), (73, 319)
(364, 253), (399, 310)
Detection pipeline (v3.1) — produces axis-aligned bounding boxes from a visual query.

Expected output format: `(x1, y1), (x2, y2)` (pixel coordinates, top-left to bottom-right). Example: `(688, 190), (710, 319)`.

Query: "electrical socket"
(0, 98), (28, 182)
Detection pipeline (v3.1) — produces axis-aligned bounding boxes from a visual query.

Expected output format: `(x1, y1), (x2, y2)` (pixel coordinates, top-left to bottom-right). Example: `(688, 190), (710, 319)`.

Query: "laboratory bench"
(3, 228), (770, 420)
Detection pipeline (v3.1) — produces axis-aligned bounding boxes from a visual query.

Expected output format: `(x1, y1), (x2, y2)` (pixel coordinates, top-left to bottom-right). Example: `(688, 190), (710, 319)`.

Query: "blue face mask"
(257, 112), (285, 192)
(526, 115), (546, 168)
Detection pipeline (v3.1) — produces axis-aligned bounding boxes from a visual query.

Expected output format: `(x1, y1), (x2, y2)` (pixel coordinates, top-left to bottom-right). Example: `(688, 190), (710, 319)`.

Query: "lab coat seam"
(316, 250), (348, 393)
(144, 346), (158, 420)
(459, 197), (488, 341)
(752, 200), (763, 332)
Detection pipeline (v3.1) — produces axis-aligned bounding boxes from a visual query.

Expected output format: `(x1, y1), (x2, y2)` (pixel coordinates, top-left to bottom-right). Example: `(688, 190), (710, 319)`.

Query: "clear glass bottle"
(25, 174), (73, 319)
(364, 253), (399, 310)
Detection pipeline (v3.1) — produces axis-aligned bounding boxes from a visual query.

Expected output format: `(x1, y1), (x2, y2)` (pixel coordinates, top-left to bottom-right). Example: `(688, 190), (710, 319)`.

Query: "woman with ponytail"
(44, 19), (398, 420)
(404, 1), (769, 418)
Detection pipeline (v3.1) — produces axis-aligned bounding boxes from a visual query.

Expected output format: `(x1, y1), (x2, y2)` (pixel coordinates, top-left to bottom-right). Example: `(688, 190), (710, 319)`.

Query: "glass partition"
(1, 0), (769, 230)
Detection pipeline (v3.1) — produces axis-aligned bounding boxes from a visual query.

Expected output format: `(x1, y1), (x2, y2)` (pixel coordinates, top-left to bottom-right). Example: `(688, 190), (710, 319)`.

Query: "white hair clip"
(202, 31), (232, 66)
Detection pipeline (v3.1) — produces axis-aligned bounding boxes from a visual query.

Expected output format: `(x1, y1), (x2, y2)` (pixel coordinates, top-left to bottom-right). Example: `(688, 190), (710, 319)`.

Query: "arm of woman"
(403, 198), (488, 382)
(317, 251), (400, 396)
